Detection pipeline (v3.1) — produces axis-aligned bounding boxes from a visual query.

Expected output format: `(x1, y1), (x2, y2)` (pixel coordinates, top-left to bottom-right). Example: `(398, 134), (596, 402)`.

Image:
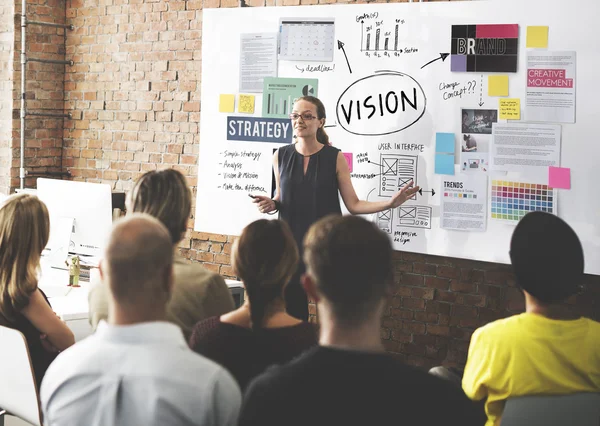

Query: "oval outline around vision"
(335, 71), (427, 136)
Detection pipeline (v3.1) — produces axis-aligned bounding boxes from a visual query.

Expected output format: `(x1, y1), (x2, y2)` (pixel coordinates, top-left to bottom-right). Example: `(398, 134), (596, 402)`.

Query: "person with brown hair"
(89, 168), (234, 340)
(189, 219), (317, 390)
(239, 215), (480, 426)
(251, 96), (420, 320)
(0, 194), (74, 386)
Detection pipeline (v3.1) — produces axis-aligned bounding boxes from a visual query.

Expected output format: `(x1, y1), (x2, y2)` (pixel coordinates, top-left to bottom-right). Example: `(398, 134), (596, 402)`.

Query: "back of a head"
(104, 214), (174, 308)
(233, 219), (299, 330)
(0, 194), (50, 322)
(303, 215), (393, 325)
(510, 212), (584, 304)
(127, 169), (192, 245)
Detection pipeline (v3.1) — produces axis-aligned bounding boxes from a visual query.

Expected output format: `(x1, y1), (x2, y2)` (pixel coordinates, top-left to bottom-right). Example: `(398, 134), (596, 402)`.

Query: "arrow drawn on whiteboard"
(420, 53), (450, 69)
(418, 188), (436, 196)
(337, 40), (352, 74)
(479, 74), (485, 106)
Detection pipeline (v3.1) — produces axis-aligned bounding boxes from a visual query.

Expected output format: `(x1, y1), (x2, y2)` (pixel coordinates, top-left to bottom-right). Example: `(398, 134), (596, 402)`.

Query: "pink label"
(343, 152), (353, 173)
(528, 69), (573, 88)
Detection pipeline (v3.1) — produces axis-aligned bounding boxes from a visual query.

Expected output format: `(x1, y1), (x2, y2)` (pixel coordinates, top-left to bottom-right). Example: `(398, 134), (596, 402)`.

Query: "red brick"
(434, 290), (457, 303)
(451, 304), (478, 319)
(202, 263), (220, 273)
(450, 281), (477, 294)
(413, 334), (437, 345)
(394, 261), (413, 273)
(214, 253), (230, 265)
(411, 287), (435, 300)
(486, 269), (515, 285)
(391, 330), (412, 343)
(425, 276), (450, 290)
(209, 243), (224, 253)
(402, 252), (427, 263)
(401, 273), (424, 287)
(402, 343), (426, 355)
(394, 287), (412, 297)
(414, 312), (438, 323)
(391, 309), (414, 320)
(402, 321), (426, 334)
(413, 263), (436, 275)
(426, 325), (450, 336)
(402, 298), (425, 311)
(437, 265), (461, 279)
(195, 252), (214, 263)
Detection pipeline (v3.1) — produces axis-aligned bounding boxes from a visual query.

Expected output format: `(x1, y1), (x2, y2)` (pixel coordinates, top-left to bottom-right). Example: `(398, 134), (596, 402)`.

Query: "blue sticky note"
(435, 154), (455, 175)
(436, 133), (455, 154)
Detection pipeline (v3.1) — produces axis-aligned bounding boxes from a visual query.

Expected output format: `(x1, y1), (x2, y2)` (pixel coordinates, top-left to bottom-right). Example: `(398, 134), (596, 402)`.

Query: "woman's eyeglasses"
(289, 113), (317, 121)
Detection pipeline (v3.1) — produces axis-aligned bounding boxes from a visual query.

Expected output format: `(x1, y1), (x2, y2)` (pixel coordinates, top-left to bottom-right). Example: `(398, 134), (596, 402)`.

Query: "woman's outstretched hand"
(250, 194), (277, 214)
(389, 180), (420, 209)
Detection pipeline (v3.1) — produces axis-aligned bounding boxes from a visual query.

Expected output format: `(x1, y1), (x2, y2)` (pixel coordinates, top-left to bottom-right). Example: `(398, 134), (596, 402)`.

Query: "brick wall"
(4, 0), (600, 369)
(0, 0), (13, 195)
(13, 0), (67, 189)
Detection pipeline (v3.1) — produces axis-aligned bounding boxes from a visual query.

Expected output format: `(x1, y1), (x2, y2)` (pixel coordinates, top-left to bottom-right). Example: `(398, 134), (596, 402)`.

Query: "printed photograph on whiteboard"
(491, 123), (561, 172)
(278, 18), (335, 62)
(490, 178), (556, 224)
(262, 77), (318, 118)
(460, 134), (491, 173)
(462, 108), (497, 134)
(526, 51), (576, 123)
(239, 33), (278, 93)
(460, 108), (497, 174)
(441, 174), (488, 232)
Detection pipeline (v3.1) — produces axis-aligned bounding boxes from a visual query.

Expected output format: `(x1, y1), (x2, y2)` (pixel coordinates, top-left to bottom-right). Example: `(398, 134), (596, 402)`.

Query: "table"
(38, 261), (244, 342)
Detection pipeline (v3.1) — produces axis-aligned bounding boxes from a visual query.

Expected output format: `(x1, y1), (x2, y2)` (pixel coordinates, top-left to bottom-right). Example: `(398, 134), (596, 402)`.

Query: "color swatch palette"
(444, 192), (477, 199)
(491, 180), (555, 222)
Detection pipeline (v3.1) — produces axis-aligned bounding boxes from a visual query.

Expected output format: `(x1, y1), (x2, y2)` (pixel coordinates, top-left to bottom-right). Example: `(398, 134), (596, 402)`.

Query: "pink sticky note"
(343, 152), (353, 173)
(549, 166), (571, 189)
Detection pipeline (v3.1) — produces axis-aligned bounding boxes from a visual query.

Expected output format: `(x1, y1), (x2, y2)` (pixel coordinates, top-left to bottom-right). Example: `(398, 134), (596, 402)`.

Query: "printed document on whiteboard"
(525, 51), (576, 123)
(239, 33), (278, 93)
(491, 123), (561, 172)
(441, 174), (487, 232)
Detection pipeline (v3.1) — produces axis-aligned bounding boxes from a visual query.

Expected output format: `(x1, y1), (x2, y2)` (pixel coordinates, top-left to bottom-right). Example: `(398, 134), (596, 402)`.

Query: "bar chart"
(361, 19), (406, 52)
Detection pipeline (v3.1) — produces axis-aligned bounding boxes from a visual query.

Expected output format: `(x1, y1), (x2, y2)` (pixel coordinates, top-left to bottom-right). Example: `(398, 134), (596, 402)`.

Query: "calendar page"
(278, 18), (335, 62)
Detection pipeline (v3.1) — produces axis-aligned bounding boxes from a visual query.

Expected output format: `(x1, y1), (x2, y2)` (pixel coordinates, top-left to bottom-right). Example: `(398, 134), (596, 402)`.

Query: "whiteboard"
(196, 0), (600, 275)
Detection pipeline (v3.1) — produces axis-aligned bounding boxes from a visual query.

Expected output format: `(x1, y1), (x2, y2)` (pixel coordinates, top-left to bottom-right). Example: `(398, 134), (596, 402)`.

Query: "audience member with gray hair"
(41, 214), (241, 426)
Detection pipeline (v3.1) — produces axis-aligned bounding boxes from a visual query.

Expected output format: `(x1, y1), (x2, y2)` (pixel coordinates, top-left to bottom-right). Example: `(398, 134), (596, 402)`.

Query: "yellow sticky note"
(499, 98), (521, 120)
(527, 26), (549, 48)
(238, 94), (255, 114)
(488, 75), (509, 97)
(219, 94), (235, 113)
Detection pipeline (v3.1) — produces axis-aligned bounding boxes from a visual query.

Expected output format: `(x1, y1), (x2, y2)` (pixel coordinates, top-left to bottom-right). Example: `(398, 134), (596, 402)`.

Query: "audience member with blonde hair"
(240, 215), (479, 426)
(89, 168), (234, 340)
(189, 219), (317, 390)
(0, 194), (74, 386)
(41, 214), (241, 426)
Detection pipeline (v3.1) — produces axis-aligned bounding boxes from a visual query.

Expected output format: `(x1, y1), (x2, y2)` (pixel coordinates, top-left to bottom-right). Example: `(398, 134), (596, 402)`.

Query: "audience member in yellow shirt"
(462, 212), (600, 426)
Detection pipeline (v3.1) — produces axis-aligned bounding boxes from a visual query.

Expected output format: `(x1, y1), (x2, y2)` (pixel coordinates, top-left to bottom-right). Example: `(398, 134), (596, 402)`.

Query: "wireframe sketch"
(379, 154), (418, 200)
(376, 209), (393, 234)
(397, 205), (432, 229)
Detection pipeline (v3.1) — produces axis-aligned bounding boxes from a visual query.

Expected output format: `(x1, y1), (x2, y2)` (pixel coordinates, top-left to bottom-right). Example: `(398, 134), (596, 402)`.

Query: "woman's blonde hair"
(0, 194), (50, 323)
(232, 219), (299, 330)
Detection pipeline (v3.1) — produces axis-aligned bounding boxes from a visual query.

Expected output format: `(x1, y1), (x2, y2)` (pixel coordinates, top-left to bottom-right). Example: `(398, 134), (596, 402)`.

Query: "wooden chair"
(500, 393), (600, 426)
(0, 326), (43, 426)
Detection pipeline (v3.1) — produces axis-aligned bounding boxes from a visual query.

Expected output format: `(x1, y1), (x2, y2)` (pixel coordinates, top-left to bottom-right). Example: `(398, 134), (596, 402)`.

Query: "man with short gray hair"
(41, 214), (241, 426)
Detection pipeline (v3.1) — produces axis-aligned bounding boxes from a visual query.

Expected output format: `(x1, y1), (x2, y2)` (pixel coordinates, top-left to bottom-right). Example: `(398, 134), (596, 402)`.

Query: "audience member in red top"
(188, 219), (317, 390)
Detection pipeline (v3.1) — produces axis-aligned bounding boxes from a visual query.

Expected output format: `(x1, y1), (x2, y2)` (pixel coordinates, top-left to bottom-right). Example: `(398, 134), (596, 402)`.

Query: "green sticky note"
(527, 26), (549, 48)
(488, 75), (509, 97)
(219, 94), (235, 113)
